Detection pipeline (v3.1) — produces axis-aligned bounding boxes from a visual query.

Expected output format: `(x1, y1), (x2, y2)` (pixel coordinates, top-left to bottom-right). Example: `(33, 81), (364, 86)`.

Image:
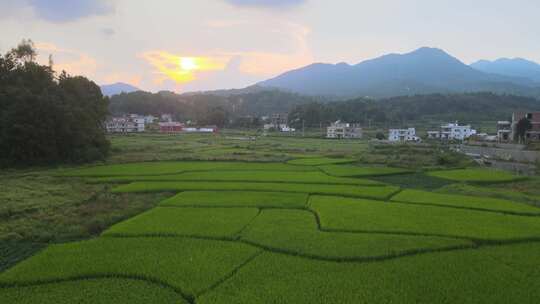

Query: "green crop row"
(309, 195), (540, 240)
(0, 278), (187, 304)
(160, 191), (308, 208)
(318, 164), (411, 177)
(392, 189), (540, 215)
(112, 182), (399, 200)
(241, 209), (471, 260)
(88, 170), (381, 186)
(0, 237), (260, 296)
(60, 161), (316, 177)
(103, 207), (259, 238)
(287, 157), (356, 166)
(198, 243), (540, 304)
(427, 168), (523, 183)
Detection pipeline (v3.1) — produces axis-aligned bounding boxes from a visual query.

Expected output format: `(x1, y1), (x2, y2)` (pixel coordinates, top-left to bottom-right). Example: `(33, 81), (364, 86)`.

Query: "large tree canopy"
(0, 40), (110, 166)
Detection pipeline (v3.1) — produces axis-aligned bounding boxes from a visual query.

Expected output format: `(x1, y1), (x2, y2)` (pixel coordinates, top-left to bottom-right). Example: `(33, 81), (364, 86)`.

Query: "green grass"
(112, 181), (399, 200)
(286, 157), (355, 166)
(318, 164), (411, 177)
(0, 237), (259, 296)
(198, 243), (540, 304)
(60, 161), (316, 177)
(0, 241), (44, 272)
(103, 207), (259, 238)
(160, 191), (308, 208)
(241, 209), (472, 260)
(392, 189), (540, 214)
(427, 168), (524, 183)
(89, 170), (381, 185)
(0, 278), (187, 303)
(309, 195), (540, 240)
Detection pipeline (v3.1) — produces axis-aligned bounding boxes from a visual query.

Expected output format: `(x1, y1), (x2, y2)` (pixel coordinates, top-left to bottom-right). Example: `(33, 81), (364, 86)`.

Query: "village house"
(106, 116), (145, 133)
(388, 128), (420, 142)
(326, 120), (362, 139)
(159, 122), (184, 133)
(512, 112), (540, 141)
(497, 121), (512, 142)
(427, 122), (476, 141)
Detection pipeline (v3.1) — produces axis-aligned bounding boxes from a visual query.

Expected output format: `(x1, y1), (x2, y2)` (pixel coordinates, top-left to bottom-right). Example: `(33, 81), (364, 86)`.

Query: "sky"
(1, 0), (539, 93)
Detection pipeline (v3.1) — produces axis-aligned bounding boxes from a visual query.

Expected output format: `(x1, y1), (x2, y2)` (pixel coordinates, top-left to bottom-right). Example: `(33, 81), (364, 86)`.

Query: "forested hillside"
(287, 93), (540, 128)
(0, 40), (110, 166)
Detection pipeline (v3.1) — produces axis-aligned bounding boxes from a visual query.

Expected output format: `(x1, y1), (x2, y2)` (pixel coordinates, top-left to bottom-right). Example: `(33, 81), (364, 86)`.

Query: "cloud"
(35, 42), (98, 77)
(224, 0), (306, 8)
(140, 51), (229, 85)
(27, 0), (113, 22)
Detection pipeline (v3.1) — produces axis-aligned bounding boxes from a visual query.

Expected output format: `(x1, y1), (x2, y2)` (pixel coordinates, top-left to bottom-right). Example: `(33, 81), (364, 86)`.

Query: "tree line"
(0, 40), (110, 167)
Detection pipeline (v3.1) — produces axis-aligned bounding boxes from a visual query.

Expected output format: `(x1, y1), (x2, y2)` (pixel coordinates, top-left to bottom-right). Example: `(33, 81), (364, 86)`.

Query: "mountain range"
(258, 47), (540, 98)
(100, 82), (140, 97)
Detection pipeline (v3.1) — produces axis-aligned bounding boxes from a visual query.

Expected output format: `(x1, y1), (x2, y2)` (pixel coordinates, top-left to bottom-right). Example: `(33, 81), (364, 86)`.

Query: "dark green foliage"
(288, 92), (540, 127)
(370, 173), (454, 190)
(515, 117), (533, 142)
(0, 41), (110, 166)
(0, 241), (44, 272)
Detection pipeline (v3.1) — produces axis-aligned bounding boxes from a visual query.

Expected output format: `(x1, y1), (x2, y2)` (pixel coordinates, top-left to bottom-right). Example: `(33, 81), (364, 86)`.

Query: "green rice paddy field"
(2, 135), (540, 303)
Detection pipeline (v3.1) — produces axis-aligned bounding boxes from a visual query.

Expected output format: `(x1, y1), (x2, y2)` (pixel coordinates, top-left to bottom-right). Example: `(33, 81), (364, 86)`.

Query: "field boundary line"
(0, 273), (195, 304)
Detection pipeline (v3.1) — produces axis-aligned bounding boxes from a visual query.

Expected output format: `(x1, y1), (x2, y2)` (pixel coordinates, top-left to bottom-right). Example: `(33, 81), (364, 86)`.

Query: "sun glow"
(180, 57), (198, 71)
(142, 51), (228, 84)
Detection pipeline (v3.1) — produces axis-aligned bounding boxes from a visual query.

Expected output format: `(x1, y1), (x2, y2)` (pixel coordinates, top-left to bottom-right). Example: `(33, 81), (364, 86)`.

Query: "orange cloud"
(140, 51), (228, 84)
(35, 42), (97, 77)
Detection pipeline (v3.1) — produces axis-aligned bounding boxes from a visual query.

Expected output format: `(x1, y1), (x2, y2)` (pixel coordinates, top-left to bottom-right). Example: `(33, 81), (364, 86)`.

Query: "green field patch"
(392, 189), (540, 215)
(0, 278), (187, 304)
(309, 195), (540, 240)
(241, 209), (471, 260)
(60, 161), (316, 177)
(427, 168), (524, 183)
(287, 157), (356, 166)
(90, 170), (381, 186)
(103, 207), (259, 238)
(198, 243), (540, 304)
(161, 191), (308, 208)
(112, 182), (399, 200)
(318, 164), (411, 177)
(0, 237), (259, 296)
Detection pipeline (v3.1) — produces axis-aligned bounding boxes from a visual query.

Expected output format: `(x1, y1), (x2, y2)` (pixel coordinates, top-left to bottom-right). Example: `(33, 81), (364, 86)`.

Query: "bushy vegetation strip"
(60, 161), (316, 177)
(318, 164), (412, 177)
(160, 191), (309, 209)
(427, 168), (525, 183)
(111, 182), (399, 200)
(392, 189), (540, 215)
(287, 157), (356, 166)
(88, 170), (381, 186)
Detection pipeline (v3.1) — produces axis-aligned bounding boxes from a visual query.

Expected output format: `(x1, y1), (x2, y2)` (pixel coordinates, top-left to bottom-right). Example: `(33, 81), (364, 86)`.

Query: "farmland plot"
(286, 157), (356, 166)
(310, 195), (540, 240)
(427, 168), (524, 183)
(160, 191), (308, 208)
(318, 164), (411, 177)
(111, 181), (399, 199)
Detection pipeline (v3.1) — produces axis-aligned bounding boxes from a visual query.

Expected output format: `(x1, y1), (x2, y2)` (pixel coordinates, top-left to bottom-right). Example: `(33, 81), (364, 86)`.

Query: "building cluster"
(106, 113), (218, 134)
(326, 121), (363, 139)
(427, 122), (477, 141)
(263, 113), (295, 132)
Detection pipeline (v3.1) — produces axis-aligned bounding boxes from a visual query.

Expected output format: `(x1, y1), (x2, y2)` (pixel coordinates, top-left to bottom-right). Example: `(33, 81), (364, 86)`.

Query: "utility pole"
(302, 119), (305, 137)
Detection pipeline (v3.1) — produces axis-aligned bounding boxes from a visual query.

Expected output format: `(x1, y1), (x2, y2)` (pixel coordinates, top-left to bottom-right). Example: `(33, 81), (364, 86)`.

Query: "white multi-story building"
(427, 122), (476, 140)
(106, 115), (145, 133)
(327, 121), (362, 139)
(388, 128), (420, 142)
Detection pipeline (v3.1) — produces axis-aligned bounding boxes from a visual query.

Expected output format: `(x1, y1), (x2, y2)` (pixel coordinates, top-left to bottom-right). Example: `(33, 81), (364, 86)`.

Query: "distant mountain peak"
(258, 47), (539, 98)
(471, 57), (540, 83)
(100, 82), (140, 97)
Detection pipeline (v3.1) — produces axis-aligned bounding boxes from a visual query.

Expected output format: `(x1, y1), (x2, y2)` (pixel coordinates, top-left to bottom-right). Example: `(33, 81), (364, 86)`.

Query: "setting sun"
(180, 57), (198, 71)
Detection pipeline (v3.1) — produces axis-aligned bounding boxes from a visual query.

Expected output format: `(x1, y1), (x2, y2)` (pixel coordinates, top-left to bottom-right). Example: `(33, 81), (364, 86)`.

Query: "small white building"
(427, 122), (476, 141)
(106, 116), (145, 133)
(388, 128), (420, 142)
(327, 121), (362, 139)
(144, 115), (157, 124)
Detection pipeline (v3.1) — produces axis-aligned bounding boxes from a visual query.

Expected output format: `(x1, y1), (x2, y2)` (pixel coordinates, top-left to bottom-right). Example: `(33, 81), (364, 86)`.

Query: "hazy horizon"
(1, 0), (539, 93)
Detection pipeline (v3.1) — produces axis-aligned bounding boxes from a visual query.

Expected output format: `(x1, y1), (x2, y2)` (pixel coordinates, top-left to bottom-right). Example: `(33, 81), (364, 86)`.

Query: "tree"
(515, 117), (532, 143)
(0, 40), (110, 166)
